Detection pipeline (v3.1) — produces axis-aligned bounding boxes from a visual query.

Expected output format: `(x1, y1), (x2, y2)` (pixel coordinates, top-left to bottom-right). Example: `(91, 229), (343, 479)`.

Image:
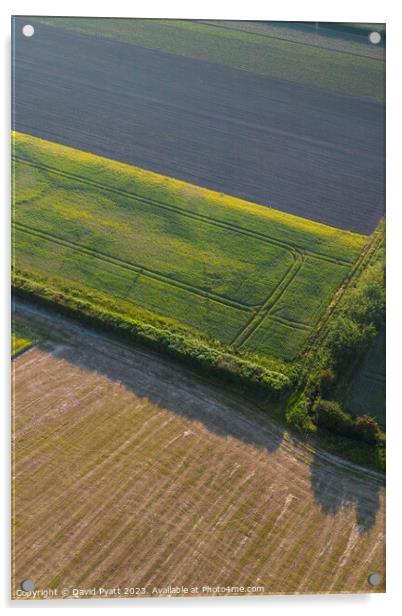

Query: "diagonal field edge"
(193, 20), (385, 63)
(13, 156), (355, 267)
(13, 153), (360, 349)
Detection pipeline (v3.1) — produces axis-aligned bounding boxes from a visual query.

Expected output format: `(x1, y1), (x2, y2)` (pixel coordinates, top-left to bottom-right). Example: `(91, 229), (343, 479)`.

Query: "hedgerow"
(312, 398), (354, 436)
(285, 395), (317, 434)
(285, 223), (385, 470)
(12, 271), (292, 401)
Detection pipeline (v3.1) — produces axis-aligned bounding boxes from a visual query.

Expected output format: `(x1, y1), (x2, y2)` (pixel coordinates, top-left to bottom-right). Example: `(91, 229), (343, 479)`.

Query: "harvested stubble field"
(13, 132), (366, 362)
(12, 301), (385, 598)
(13, 17), (385, 233)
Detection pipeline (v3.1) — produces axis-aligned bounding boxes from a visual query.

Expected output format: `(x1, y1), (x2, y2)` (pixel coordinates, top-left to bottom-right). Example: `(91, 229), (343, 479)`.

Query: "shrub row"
(312, 398), (383, 445)
(284, 229), (385, 471)
(285, 395), (317, 434)
(13, 273), (291, 400)
(300, 229), (385, 409)
(324, 257), (385, 373)
(284, 393), (385, 471)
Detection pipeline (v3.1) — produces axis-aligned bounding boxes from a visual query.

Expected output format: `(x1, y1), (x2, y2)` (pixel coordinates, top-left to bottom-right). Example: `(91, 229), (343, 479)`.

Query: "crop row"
(15, 222), (253, 313)
(13, 134), (365, 361)
(16, 223), (316, 357)
(13, 156), (354, 268)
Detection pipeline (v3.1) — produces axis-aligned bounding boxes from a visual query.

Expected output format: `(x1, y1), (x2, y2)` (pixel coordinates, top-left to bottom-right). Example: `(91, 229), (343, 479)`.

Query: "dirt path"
(12, 301), (385, 599)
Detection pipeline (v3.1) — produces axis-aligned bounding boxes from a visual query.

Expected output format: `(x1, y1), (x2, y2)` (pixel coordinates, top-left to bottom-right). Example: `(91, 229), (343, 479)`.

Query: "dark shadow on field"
(15, 300), (384, 533)
(309, 451), (383, 533)
(15, 300), (285, 455)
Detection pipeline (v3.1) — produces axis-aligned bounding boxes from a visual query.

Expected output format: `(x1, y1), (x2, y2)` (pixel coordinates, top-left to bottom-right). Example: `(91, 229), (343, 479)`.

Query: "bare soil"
(13, 19), (384, 233)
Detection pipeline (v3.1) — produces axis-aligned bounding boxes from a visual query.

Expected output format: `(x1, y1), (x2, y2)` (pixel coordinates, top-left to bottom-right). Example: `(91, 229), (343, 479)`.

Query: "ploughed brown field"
(13, 19), (384, 233)
(12, 301), (385, 598)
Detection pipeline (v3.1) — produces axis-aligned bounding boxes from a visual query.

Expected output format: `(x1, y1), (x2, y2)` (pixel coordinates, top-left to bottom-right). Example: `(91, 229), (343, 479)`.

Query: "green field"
(35, 18), (384, 101)
(13, 132), (366, 362)
(344, 329), (385, 424)
(12, 321), (38, 357)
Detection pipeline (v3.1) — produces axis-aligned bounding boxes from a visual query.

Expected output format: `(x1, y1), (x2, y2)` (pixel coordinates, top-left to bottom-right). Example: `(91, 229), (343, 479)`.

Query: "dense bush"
(312, 398), (354, 436)
(285, 395), (316, 434)
(312, 399), (384, 448)
(375, 443), (386, 471)
(299, 230), (386, 470)
(324, 258), (385, 372)
(353, 415), (382, 444)
(317, 366), (336, 397)
(325, 316), (375, 369)
(344, 260), (385, 328)
(285, 231), (386, 472)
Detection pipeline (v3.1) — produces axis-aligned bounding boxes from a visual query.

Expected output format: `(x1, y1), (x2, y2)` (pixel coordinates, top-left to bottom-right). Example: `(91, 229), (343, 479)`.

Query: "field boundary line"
(14, 222), (254, 314)
(14, 156), (354, 267)
(231, 253), (305, 347)
(194, 20), (385, 63)
(11, 343), (39, 360)
(300, 221), (384, 362)
(14, 157), (300, 254)
(15, 297), (387, 482)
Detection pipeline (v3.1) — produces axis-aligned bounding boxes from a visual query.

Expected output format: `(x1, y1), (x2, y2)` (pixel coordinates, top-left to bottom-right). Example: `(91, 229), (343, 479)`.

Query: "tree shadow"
(309, 451), (383, 533)
(15, 300), (384, 535)
(15, 300), (285, 455)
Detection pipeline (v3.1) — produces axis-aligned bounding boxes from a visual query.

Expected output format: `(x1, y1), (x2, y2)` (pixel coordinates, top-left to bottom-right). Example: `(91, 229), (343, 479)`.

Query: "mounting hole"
(20, 579), (35, 592)
(369, 31), (381, 45)
(22, 24), (35, 38)
(368, 572), (381, 587)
